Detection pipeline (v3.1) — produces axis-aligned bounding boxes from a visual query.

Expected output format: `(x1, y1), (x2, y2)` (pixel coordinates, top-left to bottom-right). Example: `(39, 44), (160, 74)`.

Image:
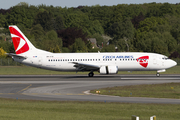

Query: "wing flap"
(71, 62), (100, 71)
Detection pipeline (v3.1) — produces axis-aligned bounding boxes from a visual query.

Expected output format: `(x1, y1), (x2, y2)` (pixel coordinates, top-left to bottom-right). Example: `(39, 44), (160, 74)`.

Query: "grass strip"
(91, 83), (180, 99)
(0, 66), (179, 75)
(0, 98), (179, 120)
(0, 66), (89, 75)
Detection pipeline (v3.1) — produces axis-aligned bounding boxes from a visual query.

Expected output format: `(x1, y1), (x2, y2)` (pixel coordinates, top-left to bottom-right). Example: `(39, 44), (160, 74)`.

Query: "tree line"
(0, 2), (180, 58)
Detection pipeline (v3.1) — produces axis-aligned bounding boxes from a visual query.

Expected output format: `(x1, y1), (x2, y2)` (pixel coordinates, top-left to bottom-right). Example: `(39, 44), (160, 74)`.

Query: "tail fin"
(9, 25), (36, 54)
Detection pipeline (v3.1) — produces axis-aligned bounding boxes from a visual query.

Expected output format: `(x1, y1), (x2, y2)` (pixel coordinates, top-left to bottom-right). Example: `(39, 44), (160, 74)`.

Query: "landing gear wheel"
(156, 73), (160, 77)
(88, 72), (94, 77)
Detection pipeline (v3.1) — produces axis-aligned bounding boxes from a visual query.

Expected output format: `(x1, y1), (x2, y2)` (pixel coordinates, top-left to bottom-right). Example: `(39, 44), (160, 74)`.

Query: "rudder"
(9, 25), (36, 54)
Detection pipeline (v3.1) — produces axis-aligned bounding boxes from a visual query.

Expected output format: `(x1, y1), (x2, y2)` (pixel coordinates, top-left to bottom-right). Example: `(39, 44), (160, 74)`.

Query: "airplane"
(7, 25), (177, 77)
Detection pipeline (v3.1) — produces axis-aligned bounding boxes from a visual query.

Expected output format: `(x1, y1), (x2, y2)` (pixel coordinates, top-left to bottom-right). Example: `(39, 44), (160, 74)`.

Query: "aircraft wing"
(71, 62), (100, 71)
(6, 53), (27, 59)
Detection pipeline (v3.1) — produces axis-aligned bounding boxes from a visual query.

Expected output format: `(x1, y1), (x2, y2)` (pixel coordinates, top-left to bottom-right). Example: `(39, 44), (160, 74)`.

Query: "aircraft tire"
(88, 72), (94, 77)
(156, 73), (160, 77)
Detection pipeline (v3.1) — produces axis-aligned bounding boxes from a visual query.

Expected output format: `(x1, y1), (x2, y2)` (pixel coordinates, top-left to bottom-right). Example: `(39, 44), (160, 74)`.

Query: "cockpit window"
(162, 56), (169, 60)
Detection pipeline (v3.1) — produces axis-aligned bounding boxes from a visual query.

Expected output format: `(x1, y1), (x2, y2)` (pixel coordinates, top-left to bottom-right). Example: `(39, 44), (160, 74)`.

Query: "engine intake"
(99, 66), (118, 74)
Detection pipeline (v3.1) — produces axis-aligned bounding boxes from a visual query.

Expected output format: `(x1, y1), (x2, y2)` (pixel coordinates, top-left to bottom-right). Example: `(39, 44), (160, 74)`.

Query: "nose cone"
(171, 60), (177, 67)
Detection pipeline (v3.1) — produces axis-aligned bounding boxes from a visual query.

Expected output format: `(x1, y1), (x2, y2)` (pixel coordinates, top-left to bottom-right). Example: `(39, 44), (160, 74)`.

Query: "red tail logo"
(9, 27), (29, 54)
(137, 56), (149, 68)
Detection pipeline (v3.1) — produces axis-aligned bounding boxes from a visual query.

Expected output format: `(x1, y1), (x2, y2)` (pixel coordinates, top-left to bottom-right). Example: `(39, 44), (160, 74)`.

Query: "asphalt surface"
(0, 74), (180, 104)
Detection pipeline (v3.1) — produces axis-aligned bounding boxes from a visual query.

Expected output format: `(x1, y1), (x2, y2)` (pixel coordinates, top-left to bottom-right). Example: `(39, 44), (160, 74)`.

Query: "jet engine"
(99, 66), (118, 74)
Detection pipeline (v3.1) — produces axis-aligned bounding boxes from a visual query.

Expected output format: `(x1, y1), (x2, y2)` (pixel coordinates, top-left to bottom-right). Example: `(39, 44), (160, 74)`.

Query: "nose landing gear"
(156, 69), (166, 77)
(156, 73), (160, 77)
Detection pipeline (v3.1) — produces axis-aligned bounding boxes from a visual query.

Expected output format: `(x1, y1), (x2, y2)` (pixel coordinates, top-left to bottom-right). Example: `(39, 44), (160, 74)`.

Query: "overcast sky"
(0, 0), (180, 9)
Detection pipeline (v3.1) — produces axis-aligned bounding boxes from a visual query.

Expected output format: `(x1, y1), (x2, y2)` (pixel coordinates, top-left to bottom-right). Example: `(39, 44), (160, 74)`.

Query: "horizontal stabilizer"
(6, 53), (27, 59)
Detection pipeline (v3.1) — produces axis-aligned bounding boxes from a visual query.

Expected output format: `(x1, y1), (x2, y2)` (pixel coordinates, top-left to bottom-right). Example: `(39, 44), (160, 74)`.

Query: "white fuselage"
(13, 49), (177, 72)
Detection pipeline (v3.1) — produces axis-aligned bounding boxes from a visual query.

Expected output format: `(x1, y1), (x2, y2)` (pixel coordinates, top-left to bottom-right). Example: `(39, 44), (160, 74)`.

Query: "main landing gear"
(156, 73), (160, 77)
(88, 72), (94, 77)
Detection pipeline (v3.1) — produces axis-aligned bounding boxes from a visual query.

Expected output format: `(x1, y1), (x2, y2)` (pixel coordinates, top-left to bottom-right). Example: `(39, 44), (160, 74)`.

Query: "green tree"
(30, 24), (45, 48)
(0, 14), (8, 27)
(108, 18), (134, 40)
(54, 16), (64, 30)
(151, 37), (168, 55)
(101, 44), (115, 52)
(138, 17), (166, 32)
(160, 3), (174, 16)
(62, 47), (70, 53)
(88, 20), (104, 35)
(42, 30), (62, 52)
(167, 16), (180, 45)
(33, 11), (53, 31)
(64, 11), (104, 35)
(70, 38), (87, 52)
(31, 24), (45, 39)
(6, 5), (38, 28)
(146, 3), (161, 17)
(161, 32), (177, 53)
(108, 18), (134, 51)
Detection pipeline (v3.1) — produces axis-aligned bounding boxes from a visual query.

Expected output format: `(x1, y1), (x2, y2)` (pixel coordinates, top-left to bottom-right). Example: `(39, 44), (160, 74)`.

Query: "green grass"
(0, 66), (180, 75)
(0, 98), (179, 120)
(118, 65), (180, 75)
(0, 66), (90, 75)
(91, 83), (180, 99)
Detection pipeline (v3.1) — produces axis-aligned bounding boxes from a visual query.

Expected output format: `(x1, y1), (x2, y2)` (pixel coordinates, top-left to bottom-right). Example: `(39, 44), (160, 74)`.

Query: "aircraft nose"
(171, 60), (177, 67)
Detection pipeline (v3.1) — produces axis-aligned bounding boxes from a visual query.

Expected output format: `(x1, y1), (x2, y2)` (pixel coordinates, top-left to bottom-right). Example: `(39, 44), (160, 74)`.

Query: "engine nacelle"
(99, 66), (118, 74)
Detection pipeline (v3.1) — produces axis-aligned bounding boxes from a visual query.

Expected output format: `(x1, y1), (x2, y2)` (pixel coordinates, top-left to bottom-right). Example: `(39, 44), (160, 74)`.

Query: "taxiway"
(0, 75), (180, 104)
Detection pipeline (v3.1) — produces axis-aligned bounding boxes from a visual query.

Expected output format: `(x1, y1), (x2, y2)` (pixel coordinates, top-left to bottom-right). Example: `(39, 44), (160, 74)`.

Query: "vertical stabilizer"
(9, 25), (36, 54)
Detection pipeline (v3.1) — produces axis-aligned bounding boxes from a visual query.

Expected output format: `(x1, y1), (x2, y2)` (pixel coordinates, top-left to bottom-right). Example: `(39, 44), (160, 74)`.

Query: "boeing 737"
(7, 25), (177, 77)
